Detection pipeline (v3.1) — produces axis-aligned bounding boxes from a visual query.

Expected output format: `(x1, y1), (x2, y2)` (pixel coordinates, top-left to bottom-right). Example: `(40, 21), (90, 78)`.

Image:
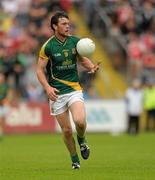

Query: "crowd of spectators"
(84, 0), (155, 83)
(82, 0), (155, 131)
(0, 0), (95, 102)
(2, 0), (154, 102)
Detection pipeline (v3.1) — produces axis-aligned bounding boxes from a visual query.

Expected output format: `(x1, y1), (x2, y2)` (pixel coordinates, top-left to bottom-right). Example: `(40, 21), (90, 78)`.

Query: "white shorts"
(49, 90), (84, 115)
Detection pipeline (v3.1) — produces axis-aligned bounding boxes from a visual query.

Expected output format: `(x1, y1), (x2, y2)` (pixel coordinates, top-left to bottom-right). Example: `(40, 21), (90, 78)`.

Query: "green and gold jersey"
(39, 35), (82, 95)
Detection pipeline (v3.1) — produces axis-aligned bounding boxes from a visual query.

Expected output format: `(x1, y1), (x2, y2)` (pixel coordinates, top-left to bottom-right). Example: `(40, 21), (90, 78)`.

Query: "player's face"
(56, 17), (70, 37)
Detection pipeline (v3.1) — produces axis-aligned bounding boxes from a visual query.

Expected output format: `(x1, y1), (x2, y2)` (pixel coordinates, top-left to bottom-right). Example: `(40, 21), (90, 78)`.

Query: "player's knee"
(62, 127), (72, 137)
(76, 120), (86, 129)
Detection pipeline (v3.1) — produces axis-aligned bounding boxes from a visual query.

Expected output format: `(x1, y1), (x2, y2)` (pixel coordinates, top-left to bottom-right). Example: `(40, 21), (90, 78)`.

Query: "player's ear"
(53, 24), (57, 31)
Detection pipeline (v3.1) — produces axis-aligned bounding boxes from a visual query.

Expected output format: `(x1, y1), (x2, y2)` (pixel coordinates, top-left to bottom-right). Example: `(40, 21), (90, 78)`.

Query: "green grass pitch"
(0, 133), (155, 180)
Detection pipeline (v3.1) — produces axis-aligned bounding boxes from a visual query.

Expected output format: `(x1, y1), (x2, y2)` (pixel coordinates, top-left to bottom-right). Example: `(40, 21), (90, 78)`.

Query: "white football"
(76, 38), (95, 57)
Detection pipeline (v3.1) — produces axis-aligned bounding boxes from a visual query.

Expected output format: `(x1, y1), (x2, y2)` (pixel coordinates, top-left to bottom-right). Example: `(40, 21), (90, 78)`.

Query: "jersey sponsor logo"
(72, 48), (76, 54)
(56, 64), (76, 70)
(63, 49), (69, 57)
(62, 59), (72, 66)
(54, 53), (61, 57)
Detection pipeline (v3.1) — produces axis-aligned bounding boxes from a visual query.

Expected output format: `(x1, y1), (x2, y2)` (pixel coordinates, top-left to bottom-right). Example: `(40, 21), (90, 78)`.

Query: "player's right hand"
(46, 86), (59, 101)
(88, 61), (101, 74)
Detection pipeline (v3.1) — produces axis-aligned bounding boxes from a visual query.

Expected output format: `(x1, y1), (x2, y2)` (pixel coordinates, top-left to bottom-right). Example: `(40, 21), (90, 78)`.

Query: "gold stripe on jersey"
(52, 74), (82, 91)
(39, 36), (54, 61)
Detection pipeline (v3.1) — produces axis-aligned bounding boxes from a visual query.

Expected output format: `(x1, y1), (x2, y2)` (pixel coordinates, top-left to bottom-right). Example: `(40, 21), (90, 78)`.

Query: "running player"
(36, 11), (100, 169)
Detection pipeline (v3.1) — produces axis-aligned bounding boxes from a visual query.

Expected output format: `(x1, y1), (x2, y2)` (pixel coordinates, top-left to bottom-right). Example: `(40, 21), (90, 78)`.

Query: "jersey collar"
(54, 36), (68, 46)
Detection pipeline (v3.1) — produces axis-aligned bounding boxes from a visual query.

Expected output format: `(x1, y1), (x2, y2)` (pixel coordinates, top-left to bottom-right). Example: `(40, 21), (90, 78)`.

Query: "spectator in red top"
(127, 32), (146, 79)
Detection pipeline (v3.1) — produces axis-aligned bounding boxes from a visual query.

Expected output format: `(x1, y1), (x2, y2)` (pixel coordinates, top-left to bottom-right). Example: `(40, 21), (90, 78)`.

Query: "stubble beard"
(59, 31), (69, 38)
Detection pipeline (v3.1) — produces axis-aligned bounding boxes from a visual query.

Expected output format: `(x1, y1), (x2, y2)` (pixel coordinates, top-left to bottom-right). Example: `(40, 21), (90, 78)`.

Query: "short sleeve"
(70, 35), (80, 45)
(74, 36), (80, 45)
(39, 44), (49, 61)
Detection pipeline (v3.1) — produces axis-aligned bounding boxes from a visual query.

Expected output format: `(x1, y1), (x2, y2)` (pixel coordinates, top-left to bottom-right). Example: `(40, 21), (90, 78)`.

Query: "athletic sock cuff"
(71, 154), (80, 163)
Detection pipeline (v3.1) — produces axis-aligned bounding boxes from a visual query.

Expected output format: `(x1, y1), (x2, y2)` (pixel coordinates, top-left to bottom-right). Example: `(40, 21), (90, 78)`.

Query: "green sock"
(77, 134), (86, 145)
(71, 154), (80, 163)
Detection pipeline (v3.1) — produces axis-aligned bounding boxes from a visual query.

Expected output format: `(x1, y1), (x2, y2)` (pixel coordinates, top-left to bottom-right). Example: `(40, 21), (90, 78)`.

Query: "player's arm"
(36, 57), (59, 101)
(78, 56), (100, 73)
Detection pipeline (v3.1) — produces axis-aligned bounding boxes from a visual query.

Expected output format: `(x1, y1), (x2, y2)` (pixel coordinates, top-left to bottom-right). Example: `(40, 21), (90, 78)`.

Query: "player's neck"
(54, 33), (67, 43)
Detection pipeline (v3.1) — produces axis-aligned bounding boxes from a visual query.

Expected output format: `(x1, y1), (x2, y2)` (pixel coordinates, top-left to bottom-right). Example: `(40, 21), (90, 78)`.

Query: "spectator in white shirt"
(125, 79), (144, 134)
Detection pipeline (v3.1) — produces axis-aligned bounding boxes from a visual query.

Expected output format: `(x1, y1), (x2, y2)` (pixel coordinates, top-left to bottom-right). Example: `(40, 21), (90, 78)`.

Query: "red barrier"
(4, 102), (56, 134)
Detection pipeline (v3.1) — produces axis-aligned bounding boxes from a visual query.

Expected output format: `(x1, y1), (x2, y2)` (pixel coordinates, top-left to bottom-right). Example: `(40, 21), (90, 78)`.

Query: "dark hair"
(50, 11), (69, 31)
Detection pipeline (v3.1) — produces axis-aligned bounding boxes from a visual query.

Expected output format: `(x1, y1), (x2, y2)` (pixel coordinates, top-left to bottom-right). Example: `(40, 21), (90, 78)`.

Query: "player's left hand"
(88, 61), (101, 74)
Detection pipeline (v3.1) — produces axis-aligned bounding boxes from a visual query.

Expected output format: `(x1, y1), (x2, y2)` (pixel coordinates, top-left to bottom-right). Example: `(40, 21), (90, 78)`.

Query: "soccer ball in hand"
(76, 38), (95, 57)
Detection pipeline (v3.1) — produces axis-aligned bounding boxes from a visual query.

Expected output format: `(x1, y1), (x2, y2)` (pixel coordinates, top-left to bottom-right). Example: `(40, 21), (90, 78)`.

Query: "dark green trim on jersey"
(39, 35), (82, 95)
(54, 36), (67, 46)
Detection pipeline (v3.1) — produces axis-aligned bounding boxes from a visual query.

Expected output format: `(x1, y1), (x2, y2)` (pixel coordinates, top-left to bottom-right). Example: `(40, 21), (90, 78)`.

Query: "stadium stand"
(1, 0), (155, 100)
(0, 0), (74, 101)
(0, 0), (127, 101)
(69, 7), (127, 98)
(81, 0), (155, 85)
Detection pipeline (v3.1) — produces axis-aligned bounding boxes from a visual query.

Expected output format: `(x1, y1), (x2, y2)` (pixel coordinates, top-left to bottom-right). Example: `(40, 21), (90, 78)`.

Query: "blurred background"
(0, 0), (155, 135)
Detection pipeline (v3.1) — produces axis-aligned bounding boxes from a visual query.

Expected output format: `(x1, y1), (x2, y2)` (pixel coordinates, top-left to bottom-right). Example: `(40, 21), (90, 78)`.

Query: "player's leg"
(0, 104), (9, 140)
(55, 110), (80, 169)
(145, 111), (150, 131)
(152, 110), (155, 131)
(0, 116), (5, 139)
(69, 101), (90, 160)
(135, 116), (139, 134)
(153, 114), (155, 131)
(69, 101), (86, 138)
(127, 115), (132, 134)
